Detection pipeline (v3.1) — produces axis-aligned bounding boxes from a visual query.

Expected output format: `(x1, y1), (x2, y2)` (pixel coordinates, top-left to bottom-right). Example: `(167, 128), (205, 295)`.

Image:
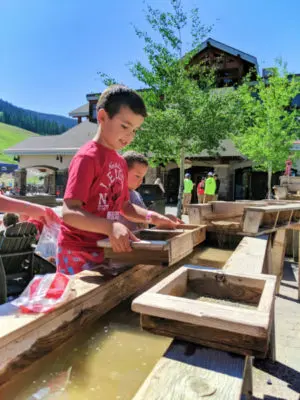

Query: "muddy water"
(3, 301), (170, 400)
(2, 246), (233, 400)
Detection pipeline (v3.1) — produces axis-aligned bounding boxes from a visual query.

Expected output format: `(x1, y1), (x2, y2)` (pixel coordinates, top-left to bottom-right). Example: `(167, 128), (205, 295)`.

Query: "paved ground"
(166, 205), (300, 400)
(253, 260), (300, 400)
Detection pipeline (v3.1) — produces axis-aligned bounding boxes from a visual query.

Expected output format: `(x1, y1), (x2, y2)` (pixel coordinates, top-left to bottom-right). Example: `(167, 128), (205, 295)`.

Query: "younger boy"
(57, 85), (177, 275)
(119, 150), (148, 231)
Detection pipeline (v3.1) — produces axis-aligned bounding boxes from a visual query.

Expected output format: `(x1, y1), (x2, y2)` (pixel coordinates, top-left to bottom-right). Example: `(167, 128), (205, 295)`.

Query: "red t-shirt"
(58, 141), (129, 252)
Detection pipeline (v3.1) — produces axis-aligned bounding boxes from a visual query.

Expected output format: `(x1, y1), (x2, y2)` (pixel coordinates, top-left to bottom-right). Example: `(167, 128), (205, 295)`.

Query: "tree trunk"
(267, 163), (272, 200)
(176, 148), (185, 218)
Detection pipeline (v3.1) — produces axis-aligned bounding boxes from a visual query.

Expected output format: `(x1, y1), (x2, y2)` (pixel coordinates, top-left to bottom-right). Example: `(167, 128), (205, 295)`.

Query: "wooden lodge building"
(5, 38), (300, 201)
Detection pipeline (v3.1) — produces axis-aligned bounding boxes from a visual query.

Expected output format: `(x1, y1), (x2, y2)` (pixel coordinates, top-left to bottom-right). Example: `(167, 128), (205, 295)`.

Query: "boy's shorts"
(56, 246), (104, 275)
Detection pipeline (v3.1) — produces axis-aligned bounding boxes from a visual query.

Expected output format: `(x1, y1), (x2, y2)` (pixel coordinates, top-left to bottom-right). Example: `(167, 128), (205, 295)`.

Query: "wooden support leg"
(241, 356), (253, 400)
(270, 229), (287, 293)
(298, 240), (300, 301)
(298, 262), (300, 301)
(293, 230), (299, 262)
(266, 312), (276, 362)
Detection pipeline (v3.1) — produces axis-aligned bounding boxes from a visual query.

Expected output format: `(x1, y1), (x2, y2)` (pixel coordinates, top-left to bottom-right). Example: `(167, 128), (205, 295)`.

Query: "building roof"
(292, 93), (300, 108)
(69, 103), (89, 117)
(198, 38), (259, 71)
(4, 121), (98, 156)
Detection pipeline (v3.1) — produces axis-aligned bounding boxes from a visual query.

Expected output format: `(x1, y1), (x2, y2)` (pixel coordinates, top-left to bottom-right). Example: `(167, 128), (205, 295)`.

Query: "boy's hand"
(165, 213), (185, 224)
(151, 213), (179, 230)
(109, 222), (139, 253)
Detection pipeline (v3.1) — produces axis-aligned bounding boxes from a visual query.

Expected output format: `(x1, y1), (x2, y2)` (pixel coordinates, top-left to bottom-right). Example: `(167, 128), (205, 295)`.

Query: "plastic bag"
(35, 222), (60, 265)
(12, 273), (73, 313)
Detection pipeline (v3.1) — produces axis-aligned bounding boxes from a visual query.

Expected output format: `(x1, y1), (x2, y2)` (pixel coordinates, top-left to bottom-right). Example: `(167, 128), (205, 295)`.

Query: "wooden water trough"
(132, 235), (276, 400)
(188, 201), (300, 236)
(97, 224), (206, 266)
(132, 265), (276, 357)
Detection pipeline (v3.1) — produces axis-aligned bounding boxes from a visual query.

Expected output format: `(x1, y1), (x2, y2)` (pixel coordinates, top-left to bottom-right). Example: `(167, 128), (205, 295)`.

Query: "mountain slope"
(0, 122), (38, 163)
(0, 99), (76, 135)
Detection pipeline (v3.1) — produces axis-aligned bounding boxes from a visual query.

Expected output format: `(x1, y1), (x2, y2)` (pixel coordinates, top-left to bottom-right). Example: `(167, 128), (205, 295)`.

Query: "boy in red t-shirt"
(57, 85), (177, 275)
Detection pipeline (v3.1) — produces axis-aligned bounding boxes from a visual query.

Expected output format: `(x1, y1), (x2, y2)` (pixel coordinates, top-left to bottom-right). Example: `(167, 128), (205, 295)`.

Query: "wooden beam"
(132, 340), (251, 400)
(223, 236), (267, 275)
(242, 210), (264, 234)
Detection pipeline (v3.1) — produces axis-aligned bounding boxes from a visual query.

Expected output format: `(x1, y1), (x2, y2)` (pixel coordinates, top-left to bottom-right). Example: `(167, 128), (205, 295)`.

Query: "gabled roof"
(4, 121), (98, 156)
(69, 102), (89, 117)
(198, 38), (259, 71)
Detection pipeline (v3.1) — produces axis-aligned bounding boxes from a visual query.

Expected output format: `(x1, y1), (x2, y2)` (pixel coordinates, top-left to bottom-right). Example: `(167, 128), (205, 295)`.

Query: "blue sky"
(1, 0), (299, 117)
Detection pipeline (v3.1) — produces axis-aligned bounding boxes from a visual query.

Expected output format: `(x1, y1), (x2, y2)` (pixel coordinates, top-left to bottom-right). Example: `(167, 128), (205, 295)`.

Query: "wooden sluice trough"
(0, 209), (296, 398)
(187, 200), (300, 236)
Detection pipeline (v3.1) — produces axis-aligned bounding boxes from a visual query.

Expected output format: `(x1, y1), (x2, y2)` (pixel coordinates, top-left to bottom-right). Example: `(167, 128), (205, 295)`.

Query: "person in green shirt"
(204, 172), (216, 203)
(183, 173), (194, 214)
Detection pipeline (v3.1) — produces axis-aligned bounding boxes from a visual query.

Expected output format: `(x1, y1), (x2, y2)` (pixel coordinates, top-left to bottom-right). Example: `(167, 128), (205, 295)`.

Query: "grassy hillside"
(0, 122), (38, 163)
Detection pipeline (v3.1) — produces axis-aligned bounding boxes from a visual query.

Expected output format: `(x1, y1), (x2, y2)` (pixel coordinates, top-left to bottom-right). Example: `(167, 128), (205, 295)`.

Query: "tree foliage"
(100, 0), (239, 215)
(233, 62), (300, 198)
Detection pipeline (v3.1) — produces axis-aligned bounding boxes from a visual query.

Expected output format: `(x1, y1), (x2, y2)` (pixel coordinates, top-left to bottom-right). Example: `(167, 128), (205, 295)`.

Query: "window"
(91, 103), (97, 120)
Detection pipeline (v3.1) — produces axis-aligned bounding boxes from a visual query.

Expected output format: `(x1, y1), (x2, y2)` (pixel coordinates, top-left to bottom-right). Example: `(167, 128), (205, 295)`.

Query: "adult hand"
(151, 213), (179, 230)
(109, 222), (139, 253)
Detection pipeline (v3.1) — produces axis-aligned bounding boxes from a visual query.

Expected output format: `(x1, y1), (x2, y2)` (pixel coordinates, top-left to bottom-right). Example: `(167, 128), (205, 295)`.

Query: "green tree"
(233, 63), (300, 199)
(100, 0), (238, 217)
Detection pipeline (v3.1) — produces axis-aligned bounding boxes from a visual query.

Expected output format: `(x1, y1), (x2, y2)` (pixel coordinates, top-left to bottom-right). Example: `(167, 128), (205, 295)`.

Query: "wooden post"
(270, 229), (287, 293)
(292, 230), (299, 262)
(267, 316), (276, 362)
(298, 233), (300, 301)
(241, 356), (253, 400)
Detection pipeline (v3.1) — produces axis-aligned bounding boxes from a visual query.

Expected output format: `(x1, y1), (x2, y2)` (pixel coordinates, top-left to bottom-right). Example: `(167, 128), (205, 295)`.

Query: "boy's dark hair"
(96, 85), (147, 118)
(3, 213), (19, 228)
(123, 151), (149, 170)
(214, 174), (218, 178)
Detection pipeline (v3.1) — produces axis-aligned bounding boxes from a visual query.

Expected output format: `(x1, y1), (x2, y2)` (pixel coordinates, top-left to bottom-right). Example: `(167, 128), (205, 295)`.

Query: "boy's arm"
(63, 199), (137, 253)
(121, 201), (178, 229)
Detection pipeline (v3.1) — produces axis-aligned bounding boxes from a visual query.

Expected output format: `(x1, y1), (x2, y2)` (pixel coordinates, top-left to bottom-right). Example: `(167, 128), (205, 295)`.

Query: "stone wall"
(213, 164), (240, 200)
